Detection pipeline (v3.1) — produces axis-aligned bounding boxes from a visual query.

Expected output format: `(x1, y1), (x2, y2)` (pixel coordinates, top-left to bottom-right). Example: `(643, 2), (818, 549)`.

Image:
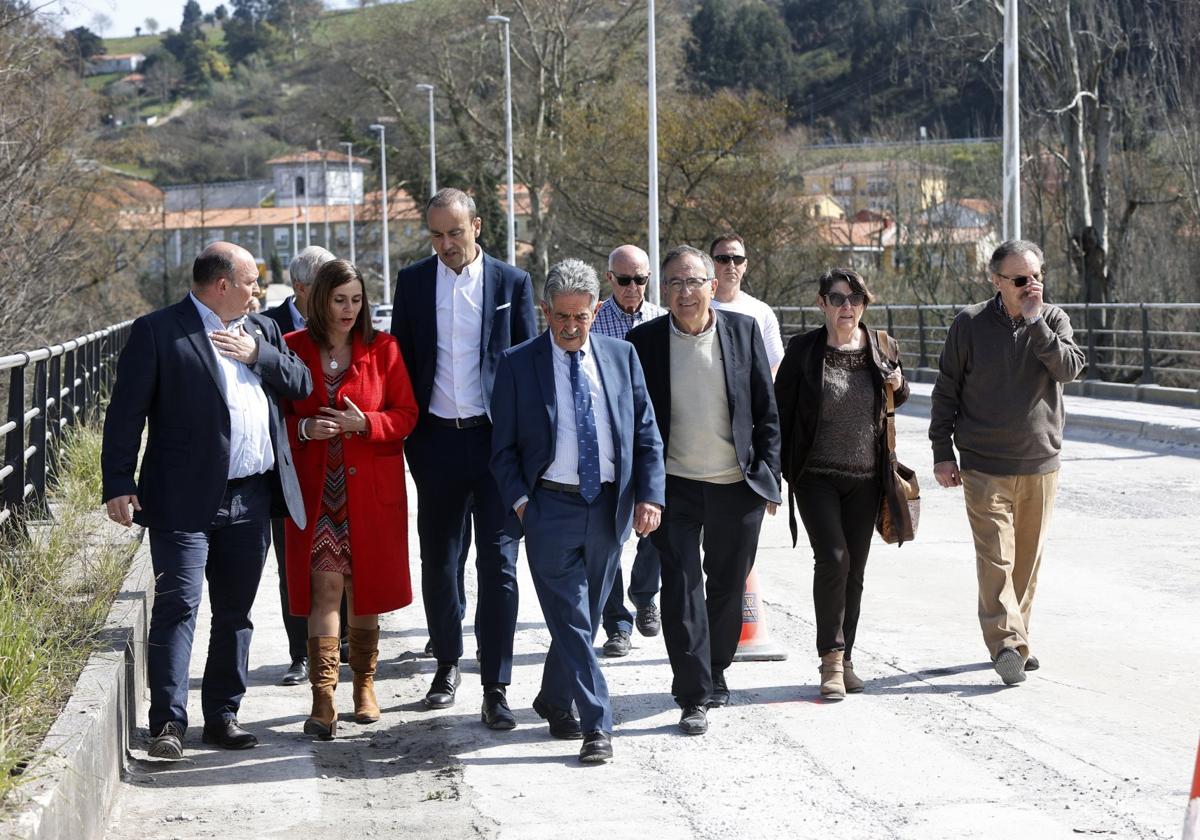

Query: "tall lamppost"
(1002, 0), (1020, 241)
(487, 14), (516, 266)
(339, 141), (357, 264)
(302, 154), (312, 247)
(369, 123), (392, 305)
(647, 0), (661, 304)
(415, 84), (438, 195)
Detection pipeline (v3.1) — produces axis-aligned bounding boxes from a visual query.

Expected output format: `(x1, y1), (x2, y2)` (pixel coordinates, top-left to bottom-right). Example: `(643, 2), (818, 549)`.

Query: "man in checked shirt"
(592, 244), (668, 658)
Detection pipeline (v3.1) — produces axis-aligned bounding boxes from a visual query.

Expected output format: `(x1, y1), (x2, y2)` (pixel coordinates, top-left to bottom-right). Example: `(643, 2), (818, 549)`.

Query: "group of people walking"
(100, 186), (1084, 765)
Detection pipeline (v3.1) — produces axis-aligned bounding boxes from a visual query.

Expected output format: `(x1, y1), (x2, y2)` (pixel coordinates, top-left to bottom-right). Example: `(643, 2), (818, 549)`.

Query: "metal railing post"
(1084, 302), (1098, 379)
(47, 352), (62, 480)
(1139, 303), (1154, 384)
(28, 358), (48, 517)
(3, 364), (28, 532)
(63, 348), (77, 430)
(917, 306), (929, 368)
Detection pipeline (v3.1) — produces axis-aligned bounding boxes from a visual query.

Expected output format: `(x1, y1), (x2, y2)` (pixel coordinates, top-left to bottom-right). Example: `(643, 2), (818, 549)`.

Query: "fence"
(0, 322), (133, 535)
(776, 303), (1200, 391)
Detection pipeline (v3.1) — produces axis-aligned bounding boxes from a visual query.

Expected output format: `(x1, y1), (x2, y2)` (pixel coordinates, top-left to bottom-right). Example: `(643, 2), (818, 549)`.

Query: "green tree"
(59, 26), (104, 74)
(181, 0), (204, 34)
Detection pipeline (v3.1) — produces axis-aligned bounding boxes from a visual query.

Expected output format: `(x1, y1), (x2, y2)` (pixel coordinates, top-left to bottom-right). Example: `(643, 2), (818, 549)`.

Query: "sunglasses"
(612, 274), (650, 287)
(995, 270), (1043, 287)
(824, 291), (866, 308)
(712, 254), (747, 266)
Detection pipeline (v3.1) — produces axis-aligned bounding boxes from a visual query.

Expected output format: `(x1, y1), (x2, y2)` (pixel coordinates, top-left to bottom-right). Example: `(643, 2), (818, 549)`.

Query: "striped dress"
(310, 368), (352, 575)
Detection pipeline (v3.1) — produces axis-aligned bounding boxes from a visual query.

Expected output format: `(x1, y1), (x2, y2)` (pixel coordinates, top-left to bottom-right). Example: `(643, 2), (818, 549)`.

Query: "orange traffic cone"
(732, 568), (788, 662)
(1184, 736), (1200, 840)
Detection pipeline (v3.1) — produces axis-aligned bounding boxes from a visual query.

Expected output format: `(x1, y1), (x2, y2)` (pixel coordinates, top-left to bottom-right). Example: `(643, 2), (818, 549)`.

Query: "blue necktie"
(570, 350), (601, 503)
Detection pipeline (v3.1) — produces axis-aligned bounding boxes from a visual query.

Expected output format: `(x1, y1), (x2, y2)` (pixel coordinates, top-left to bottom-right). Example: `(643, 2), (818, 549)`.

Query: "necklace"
(329, 359), (338, 370)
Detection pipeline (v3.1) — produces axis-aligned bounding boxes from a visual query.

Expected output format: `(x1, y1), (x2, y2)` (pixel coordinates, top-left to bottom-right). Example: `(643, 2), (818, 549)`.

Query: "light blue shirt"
(287, 295), (306, 329)
(189, 293), (275, 480)
(543, 336), (616, 486)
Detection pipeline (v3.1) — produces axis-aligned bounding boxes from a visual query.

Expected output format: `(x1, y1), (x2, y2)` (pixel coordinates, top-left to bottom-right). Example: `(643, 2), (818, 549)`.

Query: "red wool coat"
(282, 328), (418, 616)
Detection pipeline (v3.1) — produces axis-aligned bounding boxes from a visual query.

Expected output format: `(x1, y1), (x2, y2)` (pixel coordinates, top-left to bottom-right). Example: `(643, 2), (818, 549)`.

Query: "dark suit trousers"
(406, 421), (519, 685)
(270, 518), (308, 662)
(524, 484), (620, 734)
(601, 536), (661, 635)
(147, 474), (271, 735)
(652, 476), (767, 707)
(794, 472), (879, 660)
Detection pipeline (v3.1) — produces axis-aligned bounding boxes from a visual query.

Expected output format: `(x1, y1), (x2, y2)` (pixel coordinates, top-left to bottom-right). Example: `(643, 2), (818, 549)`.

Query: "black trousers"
(794, 471), (880, 660)
(651, 476), (767, 708)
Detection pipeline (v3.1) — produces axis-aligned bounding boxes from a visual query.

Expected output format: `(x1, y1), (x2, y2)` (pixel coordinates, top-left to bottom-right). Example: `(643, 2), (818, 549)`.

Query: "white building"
(267, 150), (369, 209)
(86, 53), (145, 76)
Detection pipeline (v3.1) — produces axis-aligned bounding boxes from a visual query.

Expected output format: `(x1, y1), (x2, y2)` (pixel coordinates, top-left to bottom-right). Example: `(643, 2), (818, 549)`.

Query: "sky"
(49, 0), (362, 39)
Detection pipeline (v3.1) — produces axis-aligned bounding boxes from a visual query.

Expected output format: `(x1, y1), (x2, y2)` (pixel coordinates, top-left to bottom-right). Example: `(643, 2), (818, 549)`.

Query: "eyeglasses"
(612, 274), (650, 287)
(712, 254), (747, 266)
(824, 291), (866, 308)
(665, 277), (711, 293)
(995, 270), (1043, 288)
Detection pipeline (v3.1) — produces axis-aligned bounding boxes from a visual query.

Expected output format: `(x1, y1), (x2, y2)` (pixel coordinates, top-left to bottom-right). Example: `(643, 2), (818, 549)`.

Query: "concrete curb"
(898, 389), (1200, 448)
(1, 525), (152, 840)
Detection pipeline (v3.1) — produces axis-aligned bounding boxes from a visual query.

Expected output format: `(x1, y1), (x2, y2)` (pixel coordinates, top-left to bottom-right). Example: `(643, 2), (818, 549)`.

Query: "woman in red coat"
(283, 259), (418, 739)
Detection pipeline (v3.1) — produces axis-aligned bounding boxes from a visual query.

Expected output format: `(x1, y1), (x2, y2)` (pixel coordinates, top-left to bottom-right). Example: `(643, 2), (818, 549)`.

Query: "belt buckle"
(455, 417), (466, 429)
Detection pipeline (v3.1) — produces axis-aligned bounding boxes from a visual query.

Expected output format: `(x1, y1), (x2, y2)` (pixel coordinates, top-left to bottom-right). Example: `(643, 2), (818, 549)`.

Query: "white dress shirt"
(428, 250), (487, 419)
(190, 293), (274, 480)
(543, 337), (616, 486)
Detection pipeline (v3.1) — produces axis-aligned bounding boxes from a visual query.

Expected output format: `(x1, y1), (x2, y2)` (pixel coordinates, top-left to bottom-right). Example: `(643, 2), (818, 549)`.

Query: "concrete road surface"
(106, 411), (1200, 840)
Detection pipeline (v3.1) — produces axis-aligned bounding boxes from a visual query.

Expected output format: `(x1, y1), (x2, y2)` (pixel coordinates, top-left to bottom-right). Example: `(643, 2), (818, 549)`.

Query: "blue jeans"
(601, 536), (661, 636)
(147, 474), (271, 735)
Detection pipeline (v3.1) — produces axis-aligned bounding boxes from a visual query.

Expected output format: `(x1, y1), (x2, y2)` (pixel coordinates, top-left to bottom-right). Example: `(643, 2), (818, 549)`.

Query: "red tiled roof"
(266, 150), (372, 166)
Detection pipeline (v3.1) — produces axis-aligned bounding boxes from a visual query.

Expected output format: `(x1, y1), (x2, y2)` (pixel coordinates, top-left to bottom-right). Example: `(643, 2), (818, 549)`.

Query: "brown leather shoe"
(819, 650), (846, 701)
(304, 635), (340, 739)
(348, 626), (381, 724)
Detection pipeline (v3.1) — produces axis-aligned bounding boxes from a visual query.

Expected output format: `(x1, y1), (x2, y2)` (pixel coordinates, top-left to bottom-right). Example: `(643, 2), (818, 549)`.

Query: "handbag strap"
(877, 329), (897, 455)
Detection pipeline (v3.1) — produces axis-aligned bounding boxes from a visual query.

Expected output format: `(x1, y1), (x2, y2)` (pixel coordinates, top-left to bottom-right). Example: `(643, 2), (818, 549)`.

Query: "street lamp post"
(487, 14), (516, 266)
(302, 155), (312, 247)
(1002, 0), (1020, 241)
(339, 141), (357, 264)
(369, 123), (391, 305)
(647, 0), (661, 304)
(415, 84), (437, 195)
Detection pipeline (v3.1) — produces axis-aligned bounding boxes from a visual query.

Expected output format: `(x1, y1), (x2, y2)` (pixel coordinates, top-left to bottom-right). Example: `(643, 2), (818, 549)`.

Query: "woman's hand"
(319, 396), (369, 434)
(303, 416), (341, 440)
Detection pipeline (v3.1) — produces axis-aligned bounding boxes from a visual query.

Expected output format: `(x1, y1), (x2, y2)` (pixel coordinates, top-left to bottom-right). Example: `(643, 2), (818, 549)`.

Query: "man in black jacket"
(626, 244), (781, 735)
(102, 242), (312, 759)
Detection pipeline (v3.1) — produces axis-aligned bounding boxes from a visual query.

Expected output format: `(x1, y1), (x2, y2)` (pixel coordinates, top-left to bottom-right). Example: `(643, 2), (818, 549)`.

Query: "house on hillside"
(86, 53), (145, 76)
(267, 150), (369, 208)
(801, 159), (947, 217)
(163, 180), (275, 212)
(816, 205), (998, 274)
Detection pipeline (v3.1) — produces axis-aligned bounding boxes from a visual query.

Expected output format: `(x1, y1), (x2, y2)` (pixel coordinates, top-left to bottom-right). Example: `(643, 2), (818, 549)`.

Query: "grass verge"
(0, 425), (136, 805)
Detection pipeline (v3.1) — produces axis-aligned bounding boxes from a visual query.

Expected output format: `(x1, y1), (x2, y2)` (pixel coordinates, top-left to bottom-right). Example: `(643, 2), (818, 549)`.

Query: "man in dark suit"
(102, 241), (312, 760)
(627, 244), (781, 736)
(490, 258), (664, 763)
(389, 188), (537, 729)
(262, 245), (334, 686)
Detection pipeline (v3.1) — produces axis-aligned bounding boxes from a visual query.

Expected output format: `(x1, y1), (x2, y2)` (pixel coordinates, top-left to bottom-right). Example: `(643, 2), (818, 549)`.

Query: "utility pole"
(487, 14), (516, 266)
(340, 141), (357, 264)
(647, 0), (661, 304)
(1002, 0), (1021, 241)
(319, 138), (330, 248)
(370, 124), (391, 305)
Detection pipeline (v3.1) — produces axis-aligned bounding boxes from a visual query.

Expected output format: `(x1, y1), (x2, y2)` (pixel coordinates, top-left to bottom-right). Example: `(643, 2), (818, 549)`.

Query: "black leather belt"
(227, 473), (265, 488)
(538, 479), (581, 494)
(428, 414), (489, 430)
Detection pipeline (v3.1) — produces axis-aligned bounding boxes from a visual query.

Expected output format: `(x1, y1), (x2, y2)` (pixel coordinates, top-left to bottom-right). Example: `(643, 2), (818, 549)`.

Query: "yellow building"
(801, 159), (947, 217)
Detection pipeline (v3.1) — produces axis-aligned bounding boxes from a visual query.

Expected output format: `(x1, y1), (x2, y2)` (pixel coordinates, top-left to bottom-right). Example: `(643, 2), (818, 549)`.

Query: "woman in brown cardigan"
(773, 268), (909, 700)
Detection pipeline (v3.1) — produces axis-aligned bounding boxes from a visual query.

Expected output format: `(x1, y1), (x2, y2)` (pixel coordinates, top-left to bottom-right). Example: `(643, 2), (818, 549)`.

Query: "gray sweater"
(929, 295), (1086, 475)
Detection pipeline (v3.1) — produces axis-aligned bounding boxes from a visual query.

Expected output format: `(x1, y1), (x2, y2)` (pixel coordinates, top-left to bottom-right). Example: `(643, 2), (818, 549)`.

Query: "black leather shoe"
(532, 695), (582, 740)
(679, 705), (708, 735)
(424, 664), (461, 709)
(579, 731), (613, 764)
(481, 685), (517, 730)
(602, 630), (632, 657)
(635, 602), (661, 637)
(201, 718), (258, 750)
(1025, 655), (1040, 671)
(147, 722), (184, 760)
(422, 639), (434, 658)
(280, 657), (308, 686)
(707, 670), (729, 708)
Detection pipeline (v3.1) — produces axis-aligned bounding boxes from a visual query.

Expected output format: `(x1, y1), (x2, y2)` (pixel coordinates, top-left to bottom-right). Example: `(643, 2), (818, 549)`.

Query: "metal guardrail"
(776, 303), (1200, 390)
(0, 321), (133, 535)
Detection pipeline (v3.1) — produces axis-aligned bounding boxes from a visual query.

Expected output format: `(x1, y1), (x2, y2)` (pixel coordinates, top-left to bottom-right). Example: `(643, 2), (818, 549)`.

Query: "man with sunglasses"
(592, 245), (667, 657)
(709, 234), (785, 376)
(929, 239), (1085, 686)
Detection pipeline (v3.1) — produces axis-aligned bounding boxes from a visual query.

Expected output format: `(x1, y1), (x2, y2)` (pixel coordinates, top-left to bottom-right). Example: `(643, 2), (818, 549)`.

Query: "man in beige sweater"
(627, 245), (781, 735)
(930, 239), (1085, 686)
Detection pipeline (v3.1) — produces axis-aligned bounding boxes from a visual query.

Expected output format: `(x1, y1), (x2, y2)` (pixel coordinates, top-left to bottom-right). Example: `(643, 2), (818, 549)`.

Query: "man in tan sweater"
(930, 239), (1085, 686)
(627, 245), (781, 735)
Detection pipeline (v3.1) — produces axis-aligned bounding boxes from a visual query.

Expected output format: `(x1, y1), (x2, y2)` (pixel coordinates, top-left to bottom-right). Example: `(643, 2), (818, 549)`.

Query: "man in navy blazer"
(389, 188), (537, 728)
(490, 258), (664, 763)
(627, 244), (781, 736)
(102, 242), (312, 759)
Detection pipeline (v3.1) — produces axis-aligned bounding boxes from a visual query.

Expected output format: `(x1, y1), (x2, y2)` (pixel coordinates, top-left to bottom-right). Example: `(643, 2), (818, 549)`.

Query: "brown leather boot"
(348, 626), (381, 724)
(304, 635), (340, 739)
(819, 650), (846, 701)
(843, 659), (865, 693)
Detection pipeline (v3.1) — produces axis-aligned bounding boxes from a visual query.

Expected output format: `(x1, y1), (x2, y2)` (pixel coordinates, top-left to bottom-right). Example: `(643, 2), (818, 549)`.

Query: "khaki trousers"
(960, 469), (1060, 660)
